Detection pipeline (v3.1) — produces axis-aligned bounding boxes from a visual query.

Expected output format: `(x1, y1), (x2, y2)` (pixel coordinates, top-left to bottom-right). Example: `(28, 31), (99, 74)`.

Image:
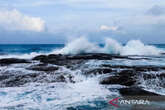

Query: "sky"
(0, 0), (165, 44)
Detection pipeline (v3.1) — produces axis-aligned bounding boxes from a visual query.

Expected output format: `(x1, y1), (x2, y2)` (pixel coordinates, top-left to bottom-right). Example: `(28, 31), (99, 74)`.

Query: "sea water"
(0, 38), (165, 110)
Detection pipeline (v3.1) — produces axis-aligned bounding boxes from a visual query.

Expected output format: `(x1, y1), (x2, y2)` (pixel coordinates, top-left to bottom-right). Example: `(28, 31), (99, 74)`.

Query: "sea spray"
(56, 37), (102, 54)
(55, 37), (163, 55)
(103, 38), (122, 54)
(121, 40), (162, 55)
(0, 37), (163, 59)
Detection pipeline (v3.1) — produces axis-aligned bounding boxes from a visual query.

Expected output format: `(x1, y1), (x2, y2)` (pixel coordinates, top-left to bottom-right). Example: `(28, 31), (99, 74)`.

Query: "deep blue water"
(0, 44), (165, 55)
(0, 44), (64, 55)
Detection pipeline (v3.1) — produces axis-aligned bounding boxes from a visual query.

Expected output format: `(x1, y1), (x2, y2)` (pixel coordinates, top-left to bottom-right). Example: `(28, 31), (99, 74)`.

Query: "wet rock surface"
(27, 65), (59, 72)
(85, 68), (114, 75)
(0, 72), (74, 87)
(119, 87), (160, 96)
(0, 58), (30, 65)
(0, 53), (165, 97)
(100, 75), (136, 86)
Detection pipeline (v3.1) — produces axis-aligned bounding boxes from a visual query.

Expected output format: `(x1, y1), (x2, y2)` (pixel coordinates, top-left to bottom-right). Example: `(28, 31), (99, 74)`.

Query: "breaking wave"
(0, 52), (44, 59)
(55, 37), (163, 56)
(0, 37), (163, 59)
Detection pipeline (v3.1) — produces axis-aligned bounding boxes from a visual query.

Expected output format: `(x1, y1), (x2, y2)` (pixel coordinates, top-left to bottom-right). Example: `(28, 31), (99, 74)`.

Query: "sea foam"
(0, 52), (43, 59)
(55, 37), (163, 56)
(0, 37), (163, 59)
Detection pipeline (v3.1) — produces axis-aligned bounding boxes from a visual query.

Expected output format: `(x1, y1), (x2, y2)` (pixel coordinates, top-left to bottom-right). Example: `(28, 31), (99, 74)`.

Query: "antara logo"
(109, 97), (150, 108)
(109, 97), (120, 108)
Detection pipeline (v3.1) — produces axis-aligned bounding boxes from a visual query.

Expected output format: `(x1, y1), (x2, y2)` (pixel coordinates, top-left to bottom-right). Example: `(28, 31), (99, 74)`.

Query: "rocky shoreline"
(0, 53), (165, 99)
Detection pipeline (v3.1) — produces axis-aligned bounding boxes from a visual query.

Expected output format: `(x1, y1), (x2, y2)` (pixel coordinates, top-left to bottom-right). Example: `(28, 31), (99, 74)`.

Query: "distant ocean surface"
(0, 44), (64, 55)
(0, 44), (165, 55)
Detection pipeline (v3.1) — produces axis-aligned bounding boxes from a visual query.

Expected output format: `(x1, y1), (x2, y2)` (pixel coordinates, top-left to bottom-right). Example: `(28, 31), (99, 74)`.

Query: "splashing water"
(0, 66), (116, 110)
(55, 37), (163, 56)
(56, 37), (101, 54)
(0, 37), (163, 59)
(0, 52), (44, 59)
(121, 40), (162, 55)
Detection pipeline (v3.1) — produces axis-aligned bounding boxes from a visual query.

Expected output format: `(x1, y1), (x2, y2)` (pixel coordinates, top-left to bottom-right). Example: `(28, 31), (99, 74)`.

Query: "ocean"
(0, 38), (165, 110)
(0, 44), (64, 55)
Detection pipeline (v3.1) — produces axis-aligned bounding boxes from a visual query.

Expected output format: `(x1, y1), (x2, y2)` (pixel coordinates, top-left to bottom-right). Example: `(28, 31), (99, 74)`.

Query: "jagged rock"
(32, 53), (129, 63)
(134, 66), (161, 72)
(119, 87), (160, 96)
(86, 68), (113, 75)
(55, 75), (66, 82)
(118, 70), (135, 76)
(1, 53), (165, 89)
(67, 53), (113, 60)
(119, 87), (165, 102)
(0, 58), (30, 65)
(101, 65), (164, 72)
(0, 73), (71, 87)
(0, 73), (38, 87)
(32, 55), (47, 61)
(100, 75), (136, 86)
(100, 70), (137, 86)
(27, 66), (59, 72)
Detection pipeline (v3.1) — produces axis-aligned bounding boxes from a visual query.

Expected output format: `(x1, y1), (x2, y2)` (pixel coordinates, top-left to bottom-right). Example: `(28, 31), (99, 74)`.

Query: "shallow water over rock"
(0, 53), (165, 109)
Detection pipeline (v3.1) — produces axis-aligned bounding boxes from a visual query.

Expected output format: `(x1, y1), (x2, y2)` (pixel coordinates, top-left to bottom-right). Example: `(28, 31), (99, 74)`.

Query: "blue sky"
(0, 0), (165, 44)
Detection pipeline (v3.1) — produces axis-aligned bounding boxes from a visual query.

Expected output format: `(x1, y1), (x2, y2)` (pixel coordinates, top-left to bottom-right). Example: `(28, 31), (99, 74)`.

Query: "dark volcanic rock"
(119, 87), (165, 102)
(31, 53), (132, 68)
(1, 73), (38, 87)
(32, 54), (65, 61)
(0, 73), (73, 87)
(55, 75), (66, 82)
(118, 70), (135, 76)
(101, 65), (164, 72)
(32, 55), (47, 61)
(100, 68), (165, 87)
(67, 53), (113, 60)
(134, 66), (161, 72)
(27, 66), (59, 72)
(32, 53), (129, 63)
(33, 54), (68, 65)
(0, 58), (30, 65)
(101, 65), (133, 69)
(0, 74), (13, 81)
(100, 70), (137, 86)
(86, 68), (113, 75)
(119, 87), (160, 96)
(100, 75), (136, 86)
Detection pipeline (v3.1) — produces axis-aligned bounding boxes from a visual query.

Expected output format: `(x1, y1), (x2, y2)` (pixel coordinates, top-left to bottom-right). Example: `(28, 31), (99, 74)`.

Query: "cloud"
(0, 9), (45, 32)
(100, 25), (119, 31)
(147, 5), (165, 16)
(125, 6), (165, 26)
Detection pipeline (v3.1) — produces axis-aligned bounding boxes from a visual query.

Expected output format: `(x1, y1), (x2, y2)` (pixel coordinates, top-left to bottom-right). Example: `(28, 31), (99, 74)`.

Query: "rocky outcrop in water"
(27, 65), (59, 72)
(0, 53), (165, 97)
(119, 87), (160, 96)
(0, 58), (30, 65)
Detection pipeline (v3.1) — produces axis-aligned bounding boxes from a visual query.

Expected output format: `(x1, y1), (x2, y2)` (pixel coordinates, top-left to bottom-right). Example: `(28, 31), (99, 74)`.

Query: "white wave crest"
(55, 37), (163, 56)
(55, 37), (102, 54)
(121, 40), (162, 55)
(0, 52), (44, 59)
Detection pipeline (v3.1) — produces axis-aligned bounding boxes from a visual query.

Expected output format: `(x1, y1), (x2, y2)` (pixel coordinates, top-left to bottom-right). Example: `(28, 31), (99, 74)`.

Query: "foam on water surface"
(0, 77), (117, 110)
(54, 37), (164, 56)
(0, 38), (165, 110)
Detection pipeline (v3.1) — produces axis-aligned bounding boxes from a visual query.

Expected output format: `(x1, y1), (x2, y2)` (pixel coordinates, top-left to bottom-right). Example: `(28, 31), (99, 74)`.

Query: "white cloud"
(100, 25), (119, 31)
(0, 9), (45, 32)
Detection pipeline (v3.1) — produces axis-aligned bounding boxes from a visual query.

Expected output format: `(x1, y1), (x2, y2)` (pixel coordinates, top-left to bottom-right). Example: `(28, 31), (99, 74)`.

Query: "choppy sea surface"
(0, 38), (165, 110)
(0, 44), (165, 55)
